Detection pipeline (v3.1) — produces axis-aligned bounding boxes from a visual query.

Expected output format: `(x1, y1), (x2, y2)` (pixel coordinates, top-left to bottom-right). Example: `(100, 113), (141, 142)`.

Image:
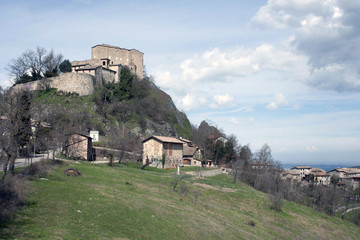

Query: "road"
(0, 153), (51, 171)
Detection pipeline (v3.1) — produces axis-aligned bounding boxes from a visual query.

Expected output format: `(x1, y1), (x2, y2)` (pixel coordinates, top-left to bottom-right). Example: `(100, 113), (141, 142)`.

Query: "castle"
(12, 44), (144, 96)
(71, 44), (144, 82)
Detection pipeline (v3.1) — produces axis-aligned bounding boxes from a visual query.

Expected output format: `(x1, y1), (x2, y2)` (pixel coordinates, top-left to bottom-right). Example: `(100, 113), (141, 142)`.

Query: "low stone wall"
(11, 72), (95, 96)
(185, 168), (228, 177)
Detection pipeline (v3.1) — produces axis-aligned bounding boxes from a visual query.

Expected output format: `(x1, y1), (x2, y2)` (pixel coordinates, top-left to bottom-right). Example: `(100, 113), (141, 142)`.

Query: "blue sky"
(0, 0), (359, 165)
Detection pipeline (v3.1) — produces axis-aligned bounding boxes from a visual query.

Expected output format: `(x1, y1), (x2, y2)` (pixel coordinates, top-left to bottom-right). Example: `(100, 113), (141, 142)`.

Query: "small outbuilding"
(65, 133), (95, 161)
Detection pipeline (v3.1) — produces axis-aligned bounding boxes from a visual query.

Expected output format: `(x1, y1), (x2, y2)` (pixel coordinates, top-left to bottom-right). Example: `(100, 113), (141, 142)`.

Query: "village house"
(282, 169), (302, 182)
(179, 138), (203, 167)
(304, 168), (330, 185)
(328, 167), (360, 189)
(142, 136), (184, 168)
(65, 133), (95, 161)
(328, 168), (360, 179)
(291, 166), (312, 179)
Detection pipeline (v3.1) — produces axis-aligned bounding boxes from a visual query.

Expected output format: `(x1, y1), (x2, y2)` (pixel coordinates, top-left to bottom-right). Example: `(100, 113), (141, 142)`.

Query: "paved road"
(0, 153), (50, 171)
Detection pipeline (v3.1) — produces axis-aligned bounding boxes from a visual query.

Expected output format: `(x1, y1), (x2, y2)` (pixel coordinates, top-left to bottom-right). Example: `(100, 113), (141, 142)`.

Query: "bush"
(0, 175), (29, 224)
(21, 160), (51, 177)
(269, 192), (284, 211)
(59, 59), (72, 73)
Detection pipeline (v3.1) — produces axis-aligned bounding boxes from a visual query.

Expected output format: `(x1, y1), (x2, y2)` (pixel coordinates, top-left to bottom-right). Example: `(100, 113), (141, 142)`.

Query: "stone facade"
(65, 133), (95, 161)
(142, 136), (183, 168)
(72, 44), (143, 82)
(11, 72), (95, 96)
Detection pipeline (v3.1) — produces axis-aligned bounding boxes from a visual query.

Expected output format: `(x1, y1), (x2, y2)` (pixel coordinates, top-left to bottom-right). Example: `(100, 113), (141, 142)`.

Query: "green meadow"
(1, 162), (359, 239)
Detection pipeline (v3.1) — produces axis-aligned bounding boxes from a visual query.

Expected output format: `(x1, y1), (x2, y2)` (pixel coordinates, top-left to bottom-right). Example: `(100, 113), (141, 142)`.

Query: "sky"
(0, 0), (359, 165)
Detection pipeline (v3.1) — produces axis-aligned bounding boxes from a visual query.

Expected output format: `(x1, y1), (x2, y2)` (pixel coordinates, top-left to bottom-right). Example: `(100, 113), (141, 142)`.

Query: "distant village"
(282, 166), (360, 189)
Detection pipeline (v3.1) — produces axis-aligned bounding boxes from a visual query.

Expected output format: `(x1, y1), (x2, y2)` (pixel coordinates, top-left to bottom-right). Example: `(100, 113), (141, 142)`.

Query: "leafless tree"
(43, 49), (63, 75)
(7, 47), (63, 84)
(254, 143), (273, 165)
(0, 89), (32, 182)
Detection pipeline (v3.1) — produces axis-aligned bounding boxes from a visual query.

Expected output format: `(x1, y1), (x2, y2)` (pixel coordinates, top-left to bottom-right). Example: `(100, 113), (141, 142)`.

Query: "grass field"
(1, 161), (359, 239)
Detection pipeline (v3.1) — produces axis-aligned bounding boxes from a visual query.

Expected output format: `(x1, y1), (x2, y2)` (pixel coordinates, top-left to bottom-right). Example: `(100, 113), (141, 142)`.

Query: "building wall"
(11, 72), (95, 96)
(92, 45), (143, 79)
(163, 142), (183, 168)
(142, 138), (163, 167)
(142, 139), (183, 168)
(67, 134), (90, 160)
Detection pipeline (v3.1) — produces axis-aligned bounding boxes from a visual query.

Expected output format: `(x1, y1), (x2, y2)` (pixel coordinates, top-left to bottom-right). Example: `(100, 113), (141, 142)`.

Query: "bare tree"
(0, 89), (32, 182)
(254, 143), (273, 165)
(44, 49), (63, 77)
(7, 47), (63, 84)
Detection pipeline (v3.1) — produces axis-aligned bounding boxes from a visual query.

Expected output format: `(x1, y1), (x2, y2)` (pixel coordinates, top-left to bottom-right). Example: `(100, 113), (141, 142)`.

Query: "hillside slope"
(1, 162), (359, 239)
(30, 76), (192, 145)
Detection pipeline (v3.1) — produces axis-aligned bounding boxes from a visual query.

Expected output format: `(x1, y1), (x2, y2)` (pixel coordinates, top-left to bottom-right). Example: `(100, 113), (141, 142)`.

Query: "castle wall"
(101, 68), (116, 84)
(109, 65), (122, 82)
(12, 72), (95, 96)
(92, 45), (143, 79)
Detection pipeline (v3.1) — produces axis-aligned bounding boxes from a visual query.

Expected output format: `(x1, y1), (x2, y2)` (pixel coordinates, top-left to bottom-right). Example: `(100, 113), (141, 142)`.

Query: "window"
(102, 61), (105, 66)
(169, 143), (173, 156)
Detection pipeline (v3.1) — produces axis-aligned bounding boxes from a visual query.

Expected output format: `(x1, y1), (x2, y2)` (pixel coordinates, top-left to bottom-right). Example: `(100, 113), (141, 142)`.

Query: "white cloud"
(279, 147), (288, 153)
(229, 117), (239, 125)
(266, 93), (288, 110)
(176, 93), (207, 112)
(306, 145), (318, 152)
(153, 71), (174, 89)
(179, 44), (308, 83)
(211, 94), (235, 109)
(253, 0), (360, 92)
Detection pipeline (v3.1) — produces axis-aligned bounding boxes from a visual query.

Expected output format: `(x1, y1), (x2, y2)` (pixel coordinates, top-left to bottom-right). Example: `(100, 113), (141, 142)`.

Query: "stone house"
(282, 169), (302, 182)
(179, 138), (203, 166)
(304, 168), (330, 185)
(291, 166), (312, 179)
(65, 133), (95, 161)
(142, 136), (184, 168)
(328, 168), (360, 180)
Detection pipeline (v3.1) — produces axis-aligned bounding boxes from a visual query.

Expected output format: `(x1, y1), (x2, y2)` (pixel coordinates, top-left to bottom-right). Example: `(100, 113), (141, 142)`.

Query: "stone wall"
(143, 138), (163, 165)
(12, 72), (95, 96)
(92, 44), (143, 79)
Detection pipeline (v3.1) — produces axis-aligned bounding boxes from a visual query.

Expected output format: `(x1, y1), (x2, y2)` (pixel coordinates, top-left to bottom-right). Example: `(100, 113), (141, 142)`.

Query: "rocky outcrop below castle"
(11, 72), (96, 96)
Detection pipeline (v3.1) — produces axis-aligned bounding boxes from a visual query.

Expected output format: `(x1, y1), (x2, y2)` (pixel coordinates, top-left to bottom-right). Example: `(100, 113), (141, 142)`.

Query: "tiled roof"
(292, 166), (312, 169)
(143, 135), (184, 144)
(311, 168), (326, 173)
(183, 146), (197, 156)
(179, 138), (193, 144)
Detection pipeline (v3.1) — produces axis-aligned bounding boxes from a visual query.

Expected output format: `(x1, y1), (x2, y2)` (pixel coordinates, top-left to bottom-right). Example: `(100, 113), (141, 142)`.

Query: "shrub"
(21, 160), (51, 177)
(0, 175), (29, 224)
(269, 192), (284, 211)
(59, 59), (72, 73)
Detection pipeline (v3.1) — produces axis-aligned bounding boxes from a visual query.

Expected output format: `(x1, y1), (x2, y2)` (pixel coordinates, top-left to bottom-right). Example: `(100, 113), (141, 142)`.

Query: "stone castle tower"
(72, 44), (144, 82)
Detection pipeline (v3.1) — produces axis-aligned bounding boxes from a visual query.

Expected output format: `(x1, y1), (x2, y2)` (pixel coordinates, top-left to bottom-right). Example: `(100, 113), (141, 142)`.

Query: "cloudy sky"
(0, 0), (359, 165)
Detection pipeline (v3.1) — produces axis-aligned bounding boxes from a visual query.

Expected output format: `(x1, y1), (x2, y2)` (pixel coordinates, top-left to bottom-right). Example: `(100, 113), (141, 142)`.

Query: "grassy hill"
(1, 162), (359, 239)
